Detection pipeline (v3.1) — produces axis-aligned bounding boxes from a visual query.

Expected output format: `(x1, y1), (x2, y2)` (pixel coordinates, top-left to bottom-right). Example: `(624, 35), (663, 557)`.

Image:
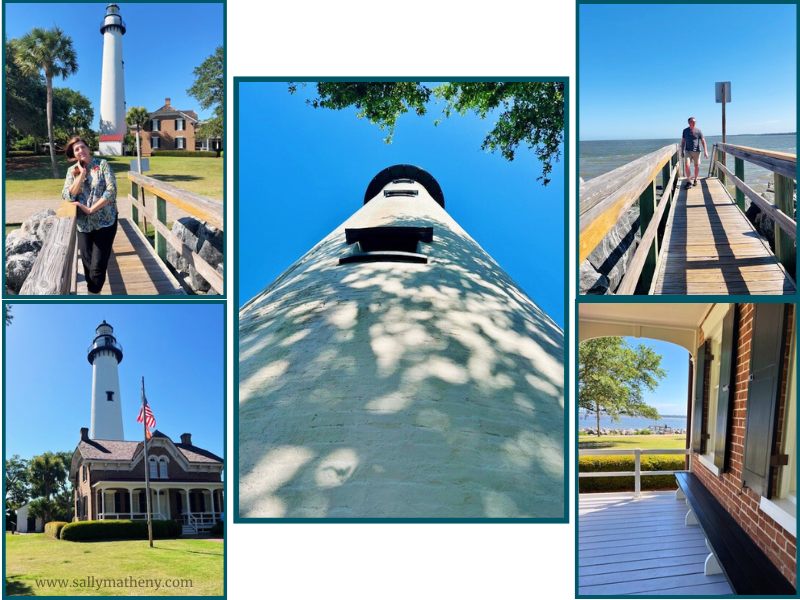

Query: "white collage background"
(226, 1), (579, 598)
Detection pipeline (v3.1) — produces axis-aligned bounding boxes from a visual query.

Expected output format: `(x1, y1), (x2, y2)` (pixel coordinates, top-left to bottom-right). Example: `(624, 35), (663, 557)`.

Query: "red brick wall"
(142, 116), (197, 154)
(693, 303), (796, 586)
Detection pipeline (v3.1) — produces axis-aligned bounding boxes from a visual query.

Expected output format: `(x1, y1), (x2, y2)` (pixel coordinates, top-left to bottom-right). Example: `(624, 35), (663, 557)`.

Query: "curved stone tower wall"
(99, 12), (125, 137)
(90, 351), (124, 440)
(239, 176), (564, 518)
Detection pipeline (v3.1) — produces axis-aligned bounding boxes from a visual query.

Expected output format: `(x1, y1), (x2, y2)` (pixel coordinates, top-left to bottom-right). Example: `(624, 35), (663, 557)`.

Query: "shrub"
(60, 519), (181, 542)
(579, 455), (685, 493)
(635, 429), (653, 435)
(45, 521), (68, 539)
(209, 520), (223, 538)
(150, 150), (216, 158)
(7, 151), (35, 157)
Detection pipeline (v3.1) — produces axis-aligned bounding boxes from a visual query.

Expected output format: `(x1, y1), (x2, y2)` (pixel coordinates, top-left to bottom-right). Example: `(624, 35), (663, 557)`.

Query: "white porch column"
(101, 488), (105, 519)
(208, 488), (215, 521)
(128, 489), (134, 518)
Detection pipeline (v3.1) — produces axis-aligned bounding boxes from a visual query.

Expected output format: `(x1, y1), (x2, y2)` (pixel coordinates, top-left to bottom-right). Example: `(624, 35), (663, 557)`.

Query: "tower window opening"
(391, 179), (416, 184)
(106, 391), (114, 401)
(339, 226), (433, 265)
(384, 189), (418, 198)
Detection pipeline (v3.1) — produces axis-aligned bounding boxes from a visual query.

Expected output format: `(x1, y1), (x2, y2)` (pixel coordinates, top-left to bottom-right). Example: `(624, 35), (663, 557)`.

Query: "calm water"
(578, 414), (688, 432)
(580, 133), (796, 195)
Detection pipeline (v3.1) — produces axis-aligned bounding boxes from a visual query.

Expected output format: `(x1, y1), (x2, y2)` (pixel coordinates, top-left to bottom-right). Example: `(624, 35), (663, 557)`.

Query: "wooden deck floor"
(579, 492), (733, 596)
(653, 177), (795, 295)
(76, 218), (184, 295)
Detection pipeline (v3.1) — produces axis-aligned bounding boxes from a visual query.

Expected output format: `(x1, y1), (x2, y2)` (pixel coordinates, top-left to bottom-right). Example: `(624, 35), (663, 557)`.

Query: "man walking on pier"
(681, 117), (708, 188)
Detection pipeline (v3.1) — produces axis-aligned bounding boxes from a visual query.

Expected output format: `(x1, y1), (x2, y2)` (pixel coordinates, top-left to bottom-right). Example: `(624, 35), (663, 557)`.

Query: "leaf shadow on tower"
(238, 206), (565, 519)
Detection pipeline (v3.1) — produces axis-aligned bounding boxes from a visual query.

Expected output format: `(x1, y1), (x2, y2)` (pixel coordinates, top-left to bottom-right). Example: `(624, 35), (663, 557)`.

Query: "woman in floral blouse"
(62, 136), (118, 294)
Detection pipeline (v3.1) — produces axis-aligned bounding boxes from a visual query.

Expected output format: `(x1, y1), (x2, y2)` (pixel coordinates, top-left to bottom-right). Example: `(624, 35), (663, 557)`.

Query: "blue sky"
(579, 4), (797, 140)
(236, 81), (566, 328)
(4, 2), (224, 127)
(623, 336), (689, 417)
(4, 302), (225, 461)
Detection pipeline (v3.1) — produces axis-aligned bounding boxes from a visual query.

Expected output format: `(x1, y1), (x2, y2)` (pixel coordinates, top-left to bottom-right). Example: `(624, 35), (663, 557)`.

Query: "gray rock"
(580, 207), (640, 295)
(167, 217), (224, 293)
(4, 209), (57, 294)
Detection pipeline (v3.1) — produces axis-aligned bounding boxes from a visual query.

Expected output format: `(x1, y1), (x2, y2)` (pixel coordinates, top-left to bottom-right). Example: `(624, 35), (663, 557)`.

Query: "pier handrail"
(19, 202), (78, 295)
(713, 142), (796, 276)
(578, 447), (690, 498)
(580, 144), (680, 264)
(127, 172), (223, 294)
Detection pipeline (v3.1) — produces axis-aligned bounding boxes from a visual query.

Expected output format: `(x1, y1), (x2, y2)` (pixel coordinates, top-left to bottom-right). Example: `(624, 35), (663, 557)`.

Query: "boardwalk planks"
(653, 177), (795, 295)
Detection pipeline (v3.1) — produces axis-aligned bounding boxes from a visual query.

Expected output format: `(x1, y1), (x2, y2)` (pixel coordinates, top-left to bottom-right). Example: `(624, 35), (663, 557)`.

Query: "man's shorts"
(685, 151), (701, 165)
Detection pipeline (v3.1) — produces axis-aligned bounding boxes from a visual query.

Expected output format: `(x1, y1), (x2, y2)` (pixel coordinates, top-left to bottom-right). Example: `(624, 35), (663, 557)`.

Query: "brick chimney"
(180, 433), (192, 446)
(165, 97), (171, 106)
(80, 427), (89, 441)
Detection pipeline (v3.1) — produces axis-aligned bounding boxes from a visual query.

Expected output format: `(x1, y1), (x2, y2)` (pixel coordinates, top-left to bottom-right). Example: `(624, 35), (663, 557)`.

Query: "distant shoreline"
(581, 132), (796, 143)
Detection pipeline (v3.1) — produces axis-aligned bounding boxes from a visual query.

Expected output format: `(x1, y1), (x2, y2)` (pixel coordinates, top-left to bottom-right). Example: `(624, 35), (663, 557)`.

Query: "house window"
(151, 136), (160, 150)
(175, 119), (185, 131)
(151, 119), (160, 132)
(176, 137), (186, 150)
(159, 458), (168, 479)
(82, 465), (87, 482)
(82, 495), (87, 519)
(106, 391), (114, 401)
(339, 226), (433, 265)
(149, 457), (159, 479)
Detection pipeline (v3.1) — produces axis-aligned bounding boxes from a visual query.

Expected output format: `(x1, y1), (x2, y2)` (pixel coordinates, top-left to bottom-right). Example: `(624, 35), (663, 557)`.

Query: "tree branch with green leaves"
(288, 81), (564, 185)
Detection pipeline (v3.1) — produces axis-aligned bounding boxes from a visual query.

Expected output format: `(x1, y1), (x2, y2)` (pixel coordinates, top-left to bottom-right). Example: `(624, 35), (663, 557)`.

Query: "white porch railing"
(187, 513), (219, 532)
(97, 512), (166, 520)
(578, 448), (690, 497)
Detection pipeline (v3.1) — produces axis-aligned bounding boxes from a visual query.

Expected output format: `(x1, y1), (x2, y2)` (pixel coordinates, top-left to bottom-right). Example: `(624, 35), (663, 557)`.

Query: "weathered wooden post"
(19, 202), (78, 295)
(734, 157), (745, 211)
(774, 173), (795, 278)
(636, 179), (658, 294)
(717, 148), (726, 185)
(131, 181), (139, 227)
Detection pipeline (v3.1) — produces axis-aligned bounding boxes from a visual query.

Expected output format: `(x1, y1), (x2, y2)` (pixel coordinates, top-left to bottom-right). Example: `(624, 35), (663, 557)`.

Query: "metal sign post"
(715, 82), (731, 173)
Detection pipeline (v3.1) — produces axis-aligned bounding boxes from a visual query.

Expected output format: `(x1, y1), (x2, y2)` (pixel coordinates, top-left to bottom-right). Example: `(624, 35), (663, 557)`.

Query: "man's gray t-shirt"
(683, 127), (704, 152)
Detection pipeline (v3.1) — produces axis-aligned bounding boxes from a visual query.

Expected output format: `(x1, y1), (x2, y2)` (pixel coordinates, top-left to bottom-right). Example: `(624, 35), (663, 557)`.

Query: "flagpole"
(141, 377), (154, 548)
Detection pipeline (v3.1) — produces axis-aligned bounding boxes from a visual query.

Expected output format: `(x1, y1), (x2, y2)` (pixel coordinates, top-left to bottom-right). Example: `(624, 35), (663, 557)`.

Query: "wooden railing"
(580, 144), (681, 294)
(19, 202), (78, 295)
(127, 172), (224, 294)
(578, 448), (690, 498)
(711, 143), (797, 276)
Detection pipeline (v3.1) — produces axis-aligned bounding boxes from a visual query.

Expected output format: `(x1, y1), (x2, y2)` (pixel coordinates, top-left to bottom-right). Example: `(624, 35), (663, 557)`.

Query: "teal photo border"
(1, 0), (228, 300)
(576, 2), (798, 595)
(233, 76), (571, 524)
(2, 298), (227, 598)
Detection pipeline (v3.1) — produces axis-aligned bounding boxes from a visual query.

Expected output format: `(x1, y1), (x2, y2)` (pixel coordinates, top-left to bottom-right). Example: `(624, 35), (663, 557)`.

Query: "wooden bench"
(675, 472), (795, 595)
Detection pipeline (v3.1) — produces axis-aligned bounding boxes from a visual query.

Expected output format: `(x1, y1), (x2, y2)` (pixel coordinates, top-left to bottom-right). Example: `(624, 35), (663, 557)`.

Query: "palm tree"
(15, 26), (78, 178)
(28, 452), (68, 523)
(126, 107), (150, 173)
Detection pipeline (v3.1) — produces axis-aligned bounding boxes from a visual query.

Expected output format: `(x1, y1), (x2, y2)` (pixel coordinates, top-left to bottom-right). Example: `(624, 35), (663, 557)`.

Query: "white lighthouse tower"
(88, 320), (125, 440)
(238, 165), (565, 519)
(98, 3), (126, 156)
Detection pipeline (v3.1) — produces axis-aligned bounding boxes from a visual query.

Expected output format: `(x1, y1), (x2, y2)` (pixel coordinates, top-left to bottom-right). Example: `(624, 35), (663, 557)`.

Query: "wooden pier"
(580, 143), (796, 295)
(654, 177), (794, 294)
(20, 172), (223, 296)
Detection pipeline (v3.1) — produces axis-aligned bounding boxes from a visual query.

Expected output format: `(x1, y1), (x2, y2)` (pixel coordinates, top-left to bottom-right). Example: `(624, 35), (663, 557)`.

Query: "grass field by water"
(5, 155), (223, 201)
(5, 533), (223, 596)
(578, 434), (686, 451)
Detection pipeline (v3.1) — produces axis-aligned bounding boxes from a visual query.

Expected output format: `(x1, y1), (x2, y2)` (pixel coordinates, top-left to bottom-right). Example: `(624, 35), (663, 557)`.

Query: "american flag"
(137, 397), (156, 440)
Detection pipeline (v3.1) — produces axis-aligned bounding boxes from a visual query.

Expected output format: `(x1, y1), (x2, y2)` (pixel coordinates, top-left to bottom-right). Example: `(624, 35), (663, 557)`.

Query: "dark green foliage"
(288, 81), (564, 185)
(44, 521), (67, 539)
(7, 150), (36, 157)
(151, 150), (217, 158)
(60, 519), (182, 542)
(579, 455), (685, 493)
(209, 520), (223, 537)
(187, 46), (223, 140)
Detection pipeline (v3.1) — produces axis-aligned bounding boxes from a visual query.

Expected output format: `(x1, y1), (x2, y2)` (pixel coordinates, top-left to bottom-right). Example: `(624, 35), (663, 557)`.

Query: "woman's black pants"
(77, 220), (117, 294)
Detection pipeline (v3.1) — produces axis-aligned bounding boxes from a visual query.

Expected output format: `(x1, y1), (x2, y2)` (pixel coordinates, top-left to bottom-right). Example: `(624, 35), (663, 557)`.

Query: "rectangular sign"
(715, 82), (731, 103)
(130, 158), (150, 173)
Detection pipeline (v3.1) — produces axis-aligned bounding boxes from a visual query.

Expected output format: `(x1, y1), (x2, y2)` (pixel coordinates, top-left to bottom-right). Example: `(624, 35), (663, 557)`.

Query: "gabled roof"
(149, 102), (199, 123)
(71, 430), (222, 478)
(99, 134), (125, 142)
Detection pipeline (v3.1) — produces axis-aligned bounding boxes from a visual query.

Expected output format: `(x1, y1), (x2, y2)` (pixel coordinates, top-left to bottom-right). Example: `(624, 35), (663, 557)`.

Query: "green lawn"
(5, 534), (223, 596)
(578, 434), (686, 451)
(4, 156), (223, 201)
